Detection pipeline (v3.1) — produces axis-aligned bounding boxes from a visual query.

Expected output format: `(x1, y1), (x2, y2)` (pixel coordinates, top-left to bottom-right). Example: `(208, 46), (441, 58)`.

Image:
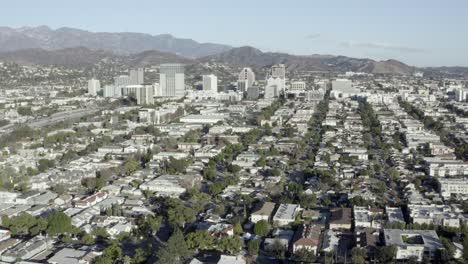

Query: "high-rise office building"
(238, 68), (255, 91)
(122, 85), (154, 105)
(203, 74), (218, 94)
(160, 64), (185, 97)
(114, 75), (132, 86)
(103, 85), (122, 98)
(130, 68), (144, 85)
(270, 64), (286, 79)
(265, 76), (285, 97)
(87, 79), (100, 96)
(290, 81), (307, 91)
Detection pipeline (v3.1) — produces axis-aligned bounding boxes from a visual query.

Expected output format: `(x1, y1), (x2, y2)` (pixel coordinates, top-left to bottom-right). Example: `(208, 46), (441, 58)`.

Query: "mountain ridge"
(0, 26), (232, 58)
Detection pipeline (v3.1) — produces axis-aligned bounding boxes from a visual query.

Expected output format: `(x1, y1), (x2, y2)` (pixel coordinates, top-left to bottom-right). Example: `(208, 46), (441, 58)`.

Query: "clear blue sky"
(2, 0), (467, 66)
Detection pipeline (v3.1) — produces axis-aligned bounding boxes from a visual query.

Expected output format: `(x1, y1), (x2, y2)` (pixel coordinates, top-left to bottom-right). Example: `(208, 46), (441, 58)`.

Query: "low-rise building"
(383, 229), (443, 261)
(272, 204), (300, 226)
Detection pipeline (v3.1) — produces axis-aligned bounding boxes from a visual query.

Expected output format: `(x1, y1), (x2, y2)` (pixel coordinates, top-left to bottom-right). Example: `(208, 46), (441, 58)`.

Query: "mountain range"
(0, 26), (467, 77)
(0, 26), (231, 58)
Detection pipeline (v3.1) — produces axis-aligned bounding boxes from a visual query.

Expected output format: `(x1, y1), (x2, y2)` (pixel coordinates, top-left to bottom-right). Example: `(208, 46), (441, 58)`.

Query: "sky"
(1, 0), (467, 67)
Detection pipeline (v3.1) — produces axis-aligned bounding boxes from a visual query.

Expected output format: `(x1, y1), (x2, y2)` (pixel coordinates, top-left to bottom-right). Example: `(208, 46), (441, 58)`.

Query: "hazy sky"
(2, 0), (467, 67)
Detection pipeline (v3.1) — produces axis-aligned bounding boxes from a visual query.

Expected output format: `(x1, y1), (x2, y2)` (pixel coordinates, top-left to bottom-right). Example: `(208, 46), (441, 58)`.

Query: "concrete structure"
(202, 74), (218, 94)
(114, 75), (132, 86)
(270, 64), (286, 79)
(272, 204), (300, 226)
(160, 64), (185, 97)
(87, 79), (100, 96)
(251, 202), (276, 223)
(292, 224), (321, 254)
(103, 85), (122, 98)
(383, 229), (443, 261)
(121, 85), (154, 105)
(439, 178), (468, 198)
(139, 174), (201, 197)
(290, 81), (306, 91)
(265, 76), (285, 98)
(129, 68), (144, 85)
(329, 208), (352, 230)
(238, 68), (255, 92)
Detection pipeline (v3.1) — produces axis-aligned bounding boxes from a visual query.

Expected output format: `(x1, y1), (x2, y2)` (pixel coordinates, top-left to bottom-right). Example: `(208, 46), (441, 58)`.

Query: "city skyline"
(0, 0), (467, 67)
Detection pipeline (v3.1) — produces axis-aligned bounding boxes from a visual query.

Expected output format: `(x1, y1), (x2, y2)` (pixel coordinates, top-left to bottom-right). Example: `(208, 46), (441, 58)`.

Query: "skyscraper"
(270, 64), (286, 79)
(122, 85), (154, 105)
(160, 64), (185, 97)
(202, 74), (218, 94)
(114, 75), (132, 86)
(238, 68), (255, 92)
(130, 68), (144, 85)
(87, 79), (100, 96)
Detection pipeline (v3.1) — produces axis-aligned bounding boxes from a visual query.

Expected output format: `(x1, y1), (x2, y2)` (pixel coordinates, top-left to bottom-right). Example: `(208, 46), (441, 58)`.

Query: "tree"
(140, 215), (162, 236)
(167, 199), (196, 227)
(376, 245), (396, 263)
(186, 230), (214, 250)
(95, 243), (123, 264)
(256, 156), (267, 167)
(166, 157), (189, 174)
(254, 220), (270, 237)
(123, 158), (140, 175)
(81, 233), (95, 245)
(234, 221), (243, 235)
(227, 164), (242, 174)
(351, 247), (367, 264)
(7, 213), (37, 236)
(293, 248), (316, 262)
(37, 159), (55, 172)
(299, 194), (317, 209)
(203, 167), (216, 181)
(247, 239), (260, 255)
(218, 236), (243, 254)
(267, 238), (286, 259)
(156, 228), (191, 264)
(47, 211), (73, 236)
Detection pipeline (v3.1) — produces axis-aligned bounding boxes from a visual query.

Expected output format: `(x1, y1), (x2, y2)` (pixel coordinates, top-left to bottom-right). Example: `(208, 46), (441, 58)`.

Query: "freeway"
(0, 108), (101, 135)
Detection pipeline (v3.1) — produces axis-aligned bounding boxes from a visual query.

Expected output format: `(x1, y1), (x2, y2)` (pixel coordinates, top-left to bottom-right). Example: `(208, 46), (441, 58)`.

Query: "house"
(321, 229), (339, 253)
(74, 192), (108, 208)
(292, 224), (322, 254)
(272, 204), (301, 226)
(383, 229), (443, 261)
(250, 202), (275, 223)
(353, 206), (384, 229)
(139, 174), (202, 197)
(1, 236), (52, 262)
(386, 207), (405, 224)
(329, 208), (352, 231)
(47, 248), (99, 264)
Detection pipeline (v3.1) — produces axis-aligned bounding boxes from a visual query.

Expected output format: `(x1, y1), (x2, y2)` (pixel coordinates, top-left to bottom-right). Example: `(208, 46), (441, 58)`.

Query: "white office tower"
(331, 78), (359, 98)
(114, 75), (132, 86)
(270, 64), (286, 79)
(87, 79), (100, 96)
(238, 67), (255, 92)
(122, 85), (154, 105)
(103, 85), (122, 98)
(454, 88), (468, 102)
(290, 81), (306, 92)
(203, 74), (218, 94)
(153, 83), (161, 97)
(130, 68), (144, 85)
(265, 76), (285, 98)
(160, 64), (185, 97)
(265, 84), (278, 99)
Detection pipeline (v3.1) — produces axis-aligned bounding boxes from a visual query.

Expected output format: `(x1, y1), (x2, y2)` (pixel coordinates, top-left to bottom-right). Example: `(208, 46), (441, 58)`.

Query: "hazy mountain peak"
(0, 26), (232, 58)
